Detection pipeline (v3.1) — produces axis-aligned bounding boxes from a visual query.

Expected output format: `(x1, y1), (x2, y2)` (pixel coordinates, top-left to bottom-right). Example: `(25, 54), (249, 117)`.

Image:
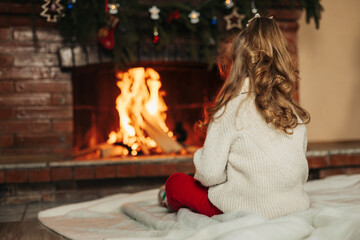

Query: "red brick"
(177, 161), (195, 174)
(31, 120), (52, 133)
(0, 121), (29, 133)
(53, 146), (73, 158)
(0, 16), (9, 28)
(346, 167), (360, 175)
(16, 106), (73, 119)
(50, 67), (71, 80)
(267, 9), (302, 21)
(283, 31), (298, 47)
(0, 147), (53, 157)
(28, 168), (50, 182)
(0, 135), (14, 147)
(9, 18), (55, 29)
(0, 81), (13, 92)
(14, 54), (59, 67)
(53, 120), (73, 132)
(138, 163), (160, 177)
(52, 93), (72, 105)
(96, 165), (116, 179)
(294, 79), (299, 90)
(0, 67), (51, 80)
(117, 164), (137, 177)
(74, 167), (94, 180)
(0, 170), (4, 183)
(159, 163), (177, 176)
(330, 155), (360, 167)
(0, 28), (11, 40)
(0, 93), (51, 106)
(3, 4), (41, 15)
(48, 42), (63, 54)
(5, 169), (27, 183)
(307, 156), (329, 169)
(51, 167), (73, 181)
(0, 108), (14, 119)
(16, 133), (72, 147)
(292, 91), (299, 103)
(0, 42), (48, 54)
(0, 120), (51, 134)
(0, 55), (14, 67)
(13, 28), (62, 42)
(319, 169), (345, 179)
(279, 22), (300, 33)
(8, 16), (33, 27)
(15, 81), (71, 93)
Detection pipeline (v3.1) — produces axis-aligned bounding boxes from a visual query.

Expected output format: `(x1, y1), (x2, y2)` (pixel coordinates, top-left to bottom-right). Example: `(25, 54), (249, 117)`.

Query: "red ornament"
(96, 15), (119, 50)
(97, 28), (115, 50)
(168, 9), (180, 23)
(105, 0), (109, 12)
(153, 35), (159, 44)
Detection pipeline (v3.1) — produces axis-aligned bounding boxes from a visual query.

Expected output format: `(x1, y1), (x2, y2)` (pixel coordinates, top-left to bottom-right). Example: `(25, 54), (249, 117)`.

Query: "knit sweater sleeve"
(303, 127), (308, 153)
(193, 108), (236, 187)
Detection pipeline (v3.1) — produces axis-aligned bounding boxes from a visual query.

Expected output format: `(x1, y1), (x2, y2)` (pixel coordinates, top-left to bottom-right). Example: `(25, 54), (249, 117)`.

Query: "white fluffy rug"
(38, 174), (360, 240)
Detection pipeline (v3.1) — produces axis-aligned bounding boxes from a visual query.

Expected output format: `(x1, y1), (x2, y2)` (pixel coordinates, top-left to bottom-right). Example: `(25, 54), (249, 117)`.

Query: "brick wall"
(0, 3), (73, 163)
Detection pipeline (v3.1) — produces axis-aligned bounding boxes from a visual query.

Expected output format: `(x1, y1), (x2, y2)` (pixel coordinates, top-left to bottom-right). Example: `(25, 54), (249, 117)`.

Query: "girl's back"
(204, 79), (310, 218)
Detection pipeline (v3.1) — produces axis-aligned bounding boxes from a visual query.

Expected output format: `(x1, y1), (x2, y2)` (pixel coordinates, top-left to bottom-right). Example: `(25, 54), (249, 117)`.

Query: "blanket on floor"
(38, 174), (360, 240)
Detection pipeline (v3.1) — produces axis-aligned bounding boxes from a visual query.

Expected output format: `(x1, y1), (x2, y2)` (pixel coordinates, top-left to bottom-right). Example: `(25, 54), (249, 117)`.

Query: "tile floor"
(0, 177), (167, 223)
(0, 177), (167, 239)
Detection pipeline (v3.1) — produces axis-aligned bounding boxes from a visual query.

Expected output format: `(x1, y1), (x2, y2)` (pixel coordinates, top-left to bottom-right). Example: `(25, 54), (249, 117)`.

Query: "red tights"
(165, 172), (222, 217)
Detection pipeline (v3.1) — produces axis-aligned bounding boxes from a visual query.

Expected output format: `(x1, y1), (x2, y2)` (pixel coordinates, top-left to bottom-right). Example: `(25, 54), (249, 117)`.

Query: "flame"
(107, 131), (117, 144)
(146, 79), (161, 115)
(107, 67), (171, 156)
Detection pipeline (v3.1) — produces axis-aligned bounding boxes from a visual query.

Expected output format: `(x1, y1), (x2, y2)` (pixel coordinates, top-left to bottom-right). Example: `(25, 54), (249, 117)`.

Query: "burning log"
(100, 144), (127, 158)
(142, 109), (184, 154)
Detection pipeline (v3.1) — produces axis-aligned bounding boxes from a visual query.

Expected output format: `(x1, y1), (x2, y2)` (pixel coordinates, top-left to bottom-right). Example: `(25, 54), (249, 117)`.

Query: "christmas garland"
(40, 0), (323, 68)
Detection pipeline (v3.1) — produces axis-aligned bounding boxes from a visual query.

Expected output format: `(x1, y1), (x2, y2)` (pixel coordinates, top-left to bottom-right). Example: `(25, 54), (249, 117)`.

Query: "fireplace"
(0, 5), (303, 165)
(72, 62), (222, 159)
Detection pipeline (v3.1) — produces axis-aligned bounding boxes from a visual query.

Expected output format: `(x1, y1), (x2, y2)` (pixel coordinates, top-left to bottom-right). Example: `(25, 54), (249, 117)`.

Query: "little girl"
(159, 14), (311, 219)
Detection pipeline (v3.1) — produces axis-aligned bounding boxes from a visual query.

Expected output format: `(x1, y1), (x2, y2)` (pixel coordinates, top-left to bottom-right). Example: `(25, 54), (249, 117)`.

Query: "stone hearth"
(1, 142), (360, 184)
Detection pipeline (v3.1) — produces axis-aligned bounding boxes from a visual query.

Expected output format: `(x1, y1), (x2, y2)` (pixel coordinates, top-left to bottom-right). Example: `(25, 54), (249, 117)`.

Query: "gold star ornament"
(224, 7), (245, 30)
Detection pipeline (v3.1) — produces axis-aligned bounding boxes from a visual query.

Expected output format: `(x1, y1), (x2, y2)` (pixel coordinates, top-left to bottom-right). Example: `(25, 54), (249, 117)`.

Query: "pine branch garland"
(53, 0), (323, 69)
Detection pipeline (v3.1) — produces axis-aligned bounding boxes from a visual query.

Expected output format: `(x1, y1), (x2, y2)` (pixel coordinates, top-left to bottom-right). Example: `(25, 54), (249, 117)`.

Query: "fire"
(107, 67), (181, 156)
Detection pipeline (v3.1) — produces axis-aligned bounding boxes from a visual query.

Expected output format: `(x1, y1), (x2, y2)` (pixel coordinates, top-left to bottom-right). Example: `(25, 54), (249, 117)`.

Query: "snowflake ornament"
(40, 0), (64, 23)
(188, 10), (200, 24)
(224, 0), (234, 9)
(149, 6), (160, 20)
(251, 0), (258, 14)
(108, 3), (120, 15)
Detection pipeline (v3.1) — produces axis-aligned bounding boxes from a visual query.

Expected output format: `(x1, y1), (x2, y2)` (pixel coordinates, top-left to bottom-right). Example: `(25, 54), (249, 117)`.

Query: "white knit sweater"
(194, 78), (310, 219)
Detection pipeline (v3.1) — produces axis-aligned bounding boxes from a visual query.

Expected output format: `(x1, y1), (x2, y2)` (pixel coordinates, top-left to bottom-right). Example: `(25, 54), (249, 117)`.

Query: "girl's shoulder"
(222, 91), (251, 116)
(212, 77), (254, 126)
(234, 93), (262, 129)
(211, 93), (249, 129)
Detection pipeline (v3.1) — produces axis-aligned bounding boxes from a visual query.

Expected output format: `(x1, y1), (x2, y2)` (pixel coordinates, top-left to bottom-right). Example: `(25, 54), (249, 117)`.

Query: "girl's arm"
(193, 115), (235, 187)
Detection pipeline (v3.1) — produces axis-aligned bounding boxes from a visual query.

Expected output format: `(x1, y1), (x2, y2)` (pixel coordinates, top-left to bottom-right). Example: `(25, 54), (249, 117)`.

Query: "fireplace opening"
(72, 62), (222, 159)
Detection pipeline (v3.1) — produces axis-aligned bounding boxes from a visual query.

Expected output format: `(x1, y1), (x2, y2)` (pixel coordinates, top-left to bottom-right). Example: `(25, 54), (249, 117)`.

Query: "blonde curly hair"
(202, 16), (310, 134)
